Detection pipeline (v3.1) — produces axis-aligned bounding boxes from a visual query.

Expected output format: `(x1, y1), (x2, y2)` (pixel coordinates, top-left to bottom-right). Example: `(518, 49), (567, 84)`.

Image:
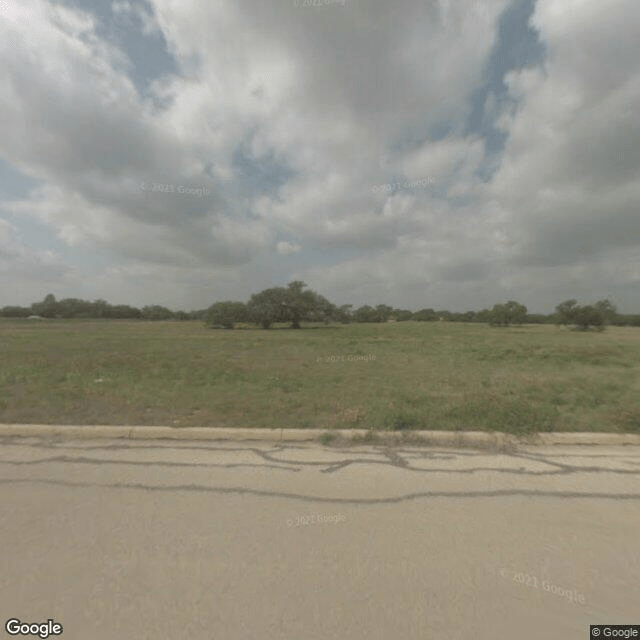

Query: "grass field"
(1, 319), (639, 435)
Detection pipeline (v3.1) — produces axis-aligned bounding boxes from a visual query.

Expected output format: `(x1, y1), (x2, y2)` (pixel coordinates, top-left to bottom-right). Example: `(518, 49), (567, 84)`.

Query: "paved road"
(1, 436), (639, 639)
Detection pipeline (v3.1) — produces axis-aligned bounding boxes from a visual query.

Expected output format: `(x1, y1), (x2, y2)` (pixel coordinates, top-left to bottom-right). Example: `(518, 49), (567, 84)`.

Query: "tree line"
(0, 294), (206, 321)
(1, 288), (635, 330)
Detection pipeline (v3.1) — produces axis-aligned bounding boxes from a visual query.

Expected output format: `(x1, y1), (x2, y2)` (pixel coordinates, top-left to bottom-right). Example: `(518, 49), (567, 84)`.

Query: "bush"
(205, 301), (247, 329)
(556, 299), (608, 331)
(489, 301), (527, 327)
(0, 306), (30, 318)
(573, 305), (604, 331)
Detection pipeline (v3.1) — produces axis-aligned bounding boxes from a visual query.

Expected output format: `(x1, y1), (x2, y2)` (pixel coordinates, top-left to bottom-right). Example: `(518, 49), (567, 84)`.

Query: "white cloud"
(276, 241), (301, 255)
(487, 0), (640, 278)
(1, 0), (639, 312)
(0, 216), (69, 304)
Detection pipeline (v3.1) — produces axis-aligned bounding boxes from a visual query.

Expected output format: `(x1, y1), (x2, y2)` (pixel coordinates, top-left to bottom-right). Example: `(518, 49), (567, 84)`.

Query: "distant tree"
(246, 281), (335, 329)
(0, 306), (30, 318)
(610, 314), (626, 327)
(555, 299), (607, 331)
(285, 282), (335, 326)
(141, 305), (174, 320)
(489, 301), (527, 327)
(352, 305), (376, 323)
(2, 306), (25, 318)
(109, 304), (142, 319)
(205, 301), (248, 329)
(372, 304), (394, 322)
(489, 303), (509, 327)
(449, 311), (478, 322)
(505, 300), (527, 325)
(413, 308), (438, 322)
(246, 287), (289, 329)
(281, 281), (309, 328)
(594, 298), (617, 326)
(55, 298), (91, 318)
(611, 313), (640, 327)
(392, 308), (414, 322)
(87, 299), (110, 318)
(573, 305), (605, 331)
(555, 299), (579, 326)
(31, 293), (58, 318)
(334, 304), (353, 324)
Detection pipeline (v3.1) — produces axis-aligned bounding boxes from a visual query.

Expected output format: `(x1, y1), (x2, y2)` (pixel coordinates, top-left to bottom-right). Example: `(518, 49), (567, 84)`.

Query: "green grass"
(1, 319), (639, 435)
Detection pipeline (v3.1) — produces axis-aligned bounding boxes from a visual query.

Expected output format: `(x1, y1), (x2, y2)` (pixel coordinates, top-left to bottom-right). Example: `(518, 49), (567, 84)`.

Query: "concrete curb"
(0, 424), (639, 446)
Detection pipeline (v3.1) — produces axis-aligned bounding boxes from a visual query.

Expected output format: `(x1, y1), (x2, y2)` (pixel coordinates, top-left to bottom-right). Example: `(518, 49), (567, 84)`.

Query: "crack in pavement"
(0, 455), (302, 472)
(0, 441), (639, 477)
(0, 437), (505, 457)
(0, 455), (638, 477)
(0, 477), (639, 502)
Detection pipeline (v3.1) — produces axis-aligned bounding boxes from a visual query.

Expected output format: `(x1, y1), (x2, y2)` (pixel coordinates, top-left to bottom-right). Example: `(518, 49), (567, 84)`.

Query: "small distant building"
(27, 315), (44, 320)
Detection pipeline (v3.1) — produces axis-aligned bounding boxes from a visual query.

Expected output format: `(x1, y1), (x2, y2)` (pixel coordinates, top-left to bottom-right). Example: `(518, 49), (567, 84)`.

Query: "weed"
(319, 432), (337, 445)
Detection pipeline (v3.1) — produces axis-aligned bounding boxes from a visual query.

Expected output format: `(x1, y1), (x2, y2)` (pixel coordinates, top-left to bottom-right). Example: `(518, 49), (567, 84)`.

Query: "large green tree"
(506, 300), (527, 326)
(87, 299), (110, 318)
(489, 303), (508, 327)
(555, 299), (608, 331)
(282, 281), (335, 328)
(594, 298), (617, 326)
(392, 308), (414, 322)
(489, 300), (527, 327)
(373, 304), (394, 322)
(246, 282), (334, 329)
(246, 287), (289, 329)
(334, 304), (353, 324)
(555, 299), (579, 326)
(413, 308), (438, 322)
(573, 305), (605, 331)
(352, 305), (375, 322)
(56, 298), (93, 318)
(30, 293), (58, 318)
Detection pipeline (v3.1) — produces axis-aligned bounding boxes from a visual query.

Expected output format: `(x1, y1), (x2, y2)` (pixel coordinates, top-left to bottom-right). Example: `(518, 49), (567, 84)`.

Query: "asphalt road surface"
(1, 436), (639, 640)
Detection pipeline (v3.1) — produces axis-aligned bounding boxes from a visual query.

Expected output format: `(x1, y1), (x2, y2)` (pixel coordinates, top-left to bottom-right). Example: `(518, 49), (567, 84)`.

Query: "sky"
(1, 0), (639, 314)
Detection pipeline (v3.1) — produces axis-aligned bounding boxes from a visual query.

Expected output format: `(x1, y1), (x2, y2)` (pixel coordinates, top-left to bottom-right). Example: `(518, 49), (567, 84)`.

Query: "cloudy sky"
(1, 0), (639, 314)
